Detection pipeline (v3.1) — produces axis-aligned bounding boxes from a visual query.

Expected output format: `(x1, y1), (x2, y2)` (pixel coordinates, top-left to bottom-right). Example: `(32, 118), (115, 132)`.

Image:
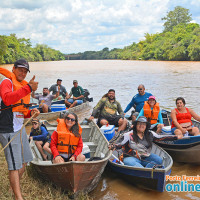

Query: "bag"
(180, 122), (192, 130)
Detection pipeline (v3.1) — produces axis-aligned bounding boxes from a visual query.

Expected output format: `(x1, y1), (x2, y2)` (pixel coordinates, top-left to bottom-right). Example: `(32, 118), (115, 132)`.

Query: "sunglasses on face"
(138, 88), (143, 91)
(66, 116), (76, 122)
(32, 122), (38, 125)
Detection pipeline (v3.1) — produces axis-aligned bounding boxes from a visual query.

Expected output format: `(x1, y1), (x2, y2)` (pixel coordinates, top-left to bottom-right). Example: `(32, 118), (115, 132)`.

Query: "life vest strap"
(0, 99), (33, 112)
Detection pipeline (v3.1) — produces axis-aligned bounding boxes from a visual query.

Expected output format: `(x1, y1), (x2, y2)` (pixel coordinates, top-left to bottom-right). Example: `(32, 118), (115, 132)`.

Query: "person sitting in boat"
(109, 116), (180, 168)
(89, 89), (127, 132)
(124, 84), (153, 114)
(29, 118), (51, 161)
(171, 97), (200, 138)
(49, 79), (68, 100)
(31, 87), (60, 113)
(129, 111), (139, 129)
(137, 96), (164, 134)
(51, 113), (85, 163)
(65, 80), (84, 108)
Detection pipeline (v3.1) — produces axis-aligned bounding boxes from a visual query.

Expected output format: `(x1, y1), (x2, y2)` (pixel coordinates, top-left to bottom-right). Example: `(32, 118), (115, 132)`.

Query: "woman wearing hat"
(109, 116), (179, 168)
(137, 96), (164, 134)
(29, 118), (51, 161)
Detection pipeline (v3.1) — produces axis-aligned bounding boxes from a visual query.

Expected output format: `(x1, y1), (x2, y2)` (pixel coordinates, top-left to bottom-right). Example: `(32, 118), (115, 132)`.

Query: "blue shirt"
(124, 92), (152, 113)
(137, 108), (163, 124)
(30, 126), (49, 141)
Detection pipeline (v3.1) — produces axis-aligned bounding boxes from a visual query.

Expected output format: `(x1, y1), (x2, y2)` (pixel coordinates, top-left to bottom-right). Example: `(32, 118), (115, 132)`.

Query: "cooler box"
(100, 125), (115, 141)
(82, 144), (90, 158)
(161, 126), (172, 135)
(51, 104), (66, 112)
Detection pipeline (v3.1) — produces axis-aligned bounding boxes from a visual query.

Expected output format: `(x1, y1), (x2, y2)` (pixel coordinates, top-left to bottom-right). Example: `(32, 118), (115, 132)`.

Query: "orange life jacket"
(56, 118), (82, 154)
(0, 67), (30, 115)
(143, 101), (160, 124)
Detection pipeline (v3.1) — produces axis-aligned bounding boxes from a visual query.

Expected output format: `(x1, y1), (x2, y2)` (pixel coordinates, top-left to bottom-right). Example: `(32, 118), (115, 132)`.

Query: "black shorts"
(38, 107), (51, 113)
(97, 115), (123, 127)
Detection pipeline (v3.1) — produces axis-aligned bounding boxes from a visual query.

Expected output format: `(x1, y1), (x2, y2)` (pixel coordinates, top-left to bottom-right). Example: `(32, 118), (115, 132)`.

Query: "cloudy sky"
(0, 0), (200, 53)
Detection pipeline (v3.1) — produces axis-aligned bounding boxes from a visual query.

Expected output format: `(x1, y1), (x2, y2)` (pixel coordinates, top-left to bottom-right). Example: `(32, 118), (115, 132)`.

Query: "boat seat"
(84, 142), (98, 157)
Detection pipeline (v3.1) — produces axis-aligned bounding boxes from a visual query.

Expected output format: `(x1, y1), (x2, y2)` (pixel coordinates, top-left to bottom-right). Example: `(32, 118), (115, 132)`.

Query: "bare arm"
(188, 108), (200, 122)
(74, 95), (84, 100)
(31, 91), (36, 98)
(53, 85), (60, 99)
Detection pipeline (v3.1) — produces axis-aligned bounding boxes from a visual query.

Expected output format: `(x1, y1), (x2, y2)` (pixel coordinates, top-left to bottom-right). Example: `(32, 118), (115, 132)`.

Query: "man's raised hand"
(29, 75), (38, 91)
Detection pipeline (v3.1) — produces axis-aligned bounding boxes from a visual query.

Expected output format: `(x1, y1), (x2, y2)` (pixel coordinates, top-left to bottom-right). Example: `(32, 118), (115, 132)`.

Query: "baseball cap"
(73, 80), (78, 83)
(148, 96), (156, 100)
(57, 79), (62, 82)
(14, 59), (30, 72)
(32, 118), (39, 123)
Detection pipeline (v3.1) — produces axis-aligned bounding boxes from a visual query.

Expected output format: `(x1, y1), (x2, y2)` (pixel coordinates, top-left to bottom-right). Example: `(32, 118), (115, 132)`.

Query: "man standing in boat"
(31, 87), (60, 113)
(124, 84), (152, 114)
(89, 89), (127, 132)
(65, 80), (84, 108)
(0, 59), (39, 200)
(49, 79), (68, 100)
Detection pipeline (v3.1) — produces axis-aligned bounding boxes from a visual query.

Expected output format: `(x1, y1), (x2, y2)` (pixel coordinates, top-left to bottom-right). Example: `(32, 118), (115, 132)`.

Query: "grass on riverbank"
(0, 145), (90, 200)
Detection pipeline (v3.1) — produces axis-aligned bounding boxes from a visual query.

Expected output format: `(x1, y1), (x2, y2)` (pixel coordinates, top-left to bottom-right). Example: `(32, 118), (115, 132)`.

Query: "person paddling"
(0, 59), (39, 200)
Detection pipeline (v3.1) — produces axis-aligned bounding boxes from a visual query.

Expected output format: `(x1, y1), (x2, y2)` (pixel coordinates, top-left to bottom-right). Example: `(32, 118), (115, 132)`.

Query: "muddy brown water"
(1, 60), (200, 199)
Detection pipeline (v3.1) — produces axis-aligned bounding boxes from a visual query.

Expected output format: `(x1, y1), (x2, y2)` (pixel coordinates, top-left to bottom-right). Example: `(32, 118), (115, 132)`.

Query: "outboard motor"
(83, 89), (93, 102)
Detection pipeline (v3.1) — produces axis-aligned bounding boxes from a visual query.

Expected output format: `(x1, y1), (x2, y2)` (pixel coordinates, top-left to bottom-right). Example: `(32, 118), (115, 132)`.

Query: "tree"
(162, 6), (192, 32)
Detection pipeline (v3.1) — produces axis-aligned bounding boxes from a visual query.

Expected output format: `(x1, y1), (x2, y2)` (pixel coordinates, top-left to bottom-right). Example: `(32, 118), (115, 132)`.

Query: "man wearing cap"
(65, 80), (84, 108)
(89, 89), (127, 132)
(124, 84), (153, 114)
(49, 79), (68, 100)
(137, 96), (164, 133)
(0, 59), (39, 199)
(31, 87), (60, 113)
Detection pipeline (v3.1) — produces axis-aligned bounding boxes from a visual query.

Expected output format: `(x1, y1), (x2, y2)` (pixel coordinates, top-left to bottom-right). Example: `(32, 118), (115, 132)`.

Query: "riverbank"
(0, 124), (90, 200)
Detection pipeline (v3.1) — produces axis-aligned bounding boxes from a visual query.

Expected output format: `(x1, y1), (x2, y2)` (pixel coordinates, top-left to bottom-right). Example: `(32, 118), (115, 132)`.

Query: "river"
(1, 60), (200, 199)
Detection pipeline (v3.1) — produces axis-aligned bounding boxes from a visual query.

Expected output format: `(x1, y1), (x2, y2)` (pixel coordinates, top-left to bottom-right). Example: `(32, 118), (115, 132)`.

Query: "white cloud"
(0, 0), (199, 53)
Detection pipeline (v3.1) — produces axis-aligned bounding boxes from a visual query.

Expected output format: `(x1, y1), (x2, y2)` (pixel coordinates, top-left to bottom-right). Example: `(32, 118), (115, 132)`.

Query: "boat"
(27, 99), (91, 121)
(153, 110), (200, 165)
(108, 143), (173, 192)
(29, 119), (112, 196)
(28, 89), (93, 121)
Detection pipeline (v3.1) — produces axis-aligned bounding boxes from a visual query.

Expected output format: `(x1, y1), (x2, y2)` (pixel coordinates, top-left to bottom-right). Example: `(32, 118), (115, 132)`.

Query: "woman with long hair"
(171, 97), (200, 138)
(51, 112), (85, 163)
(109, 116), (180, 168)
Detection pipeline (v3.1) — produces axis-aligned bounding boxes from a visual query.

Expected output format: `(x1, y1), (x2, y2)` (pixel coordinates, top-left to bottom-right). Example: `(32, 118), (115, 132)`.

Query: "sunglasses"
(138, 88), (143, 91)
(32, 122), (38, 125)
(66, 116), (76, 122)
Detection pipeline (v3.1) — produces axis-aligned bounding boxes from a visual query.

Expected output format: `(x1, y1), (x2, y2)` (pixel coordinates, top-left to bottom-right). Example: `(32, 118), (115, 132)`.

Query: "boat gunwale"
(108, 143), (173, 173)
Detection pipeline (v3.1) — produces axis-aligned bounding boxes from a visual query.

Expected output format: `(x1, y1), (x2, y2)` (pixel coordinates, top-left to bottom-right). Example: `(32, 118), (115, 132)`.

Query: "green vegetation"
(68, 6), (200, 61)
(1, 6), (200, 62)
(0, 34), (65, 64)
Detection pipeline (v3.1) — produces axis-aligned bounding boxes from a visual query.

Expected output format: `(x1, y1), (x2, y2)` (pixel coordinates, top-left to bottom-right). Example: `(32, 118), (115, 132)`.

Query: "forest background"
(1, 6), (200, 64)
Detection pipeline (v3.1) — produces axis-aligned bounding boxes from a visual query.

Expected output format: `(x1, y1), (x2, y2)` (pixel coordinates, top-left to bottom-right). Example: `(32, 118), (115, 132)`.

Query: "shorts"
(38, 107), (51, 113)
(67, 98), (83, 105)
(98, 115), (123, 127)
(171, 125), (194, 134)
(0, 128), (33, 170)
